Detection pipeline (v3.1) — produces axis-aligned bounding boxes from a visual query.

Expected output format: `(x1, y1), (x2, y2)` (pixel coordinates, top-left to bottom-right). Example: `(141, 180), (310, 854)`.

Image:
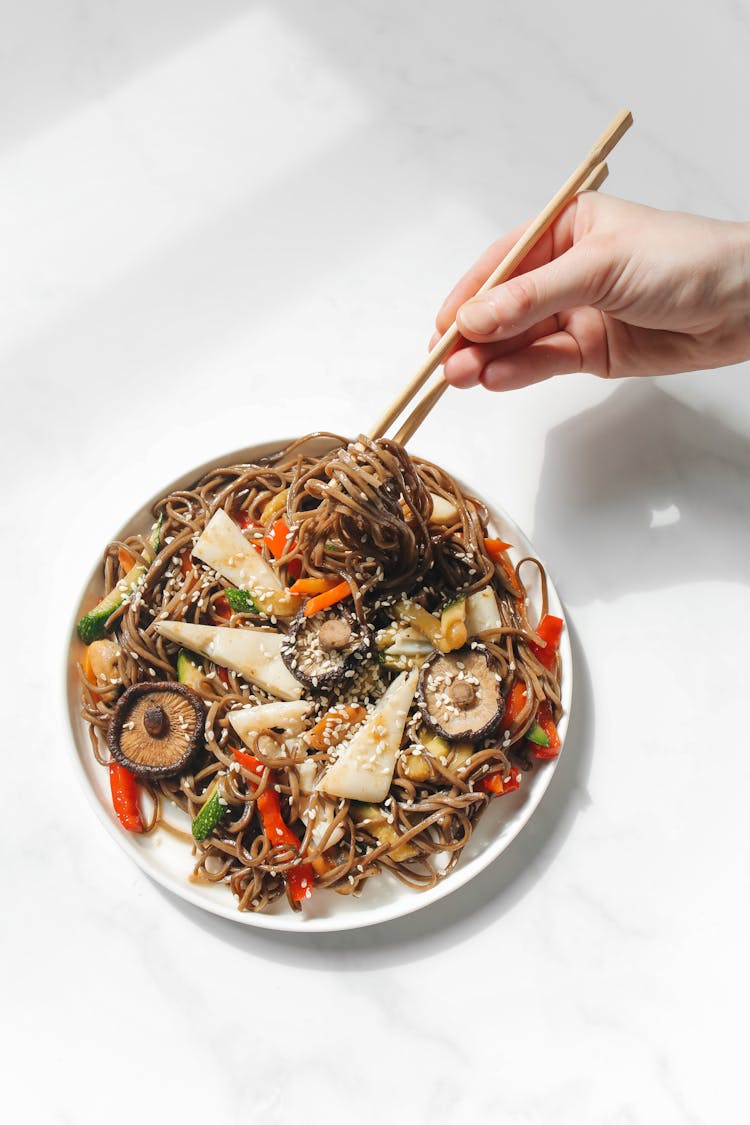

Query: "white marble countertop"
(4, 3), (750, 1122)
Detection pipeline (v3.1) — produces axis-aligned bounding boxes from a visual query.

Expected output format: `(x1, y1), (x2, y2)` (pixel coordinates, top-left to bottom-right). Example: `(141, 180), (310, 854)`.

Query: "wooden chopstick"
(392, 158), (612, 446)
(370, 108), (632, 443)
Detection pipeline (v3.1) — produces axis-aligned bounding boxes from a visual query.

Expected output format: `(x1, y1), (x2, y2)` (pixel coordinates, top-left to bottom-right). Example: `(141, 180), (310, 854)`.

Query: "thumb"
(456, 241), (610, 341)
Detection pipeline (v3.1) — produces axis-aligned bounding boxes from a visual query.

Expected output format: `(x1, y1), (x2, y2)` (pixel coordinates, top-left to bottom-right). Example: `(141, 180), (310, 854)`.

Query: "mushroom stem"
(449, 681), (477, 710)
(144, 704), (168, 738)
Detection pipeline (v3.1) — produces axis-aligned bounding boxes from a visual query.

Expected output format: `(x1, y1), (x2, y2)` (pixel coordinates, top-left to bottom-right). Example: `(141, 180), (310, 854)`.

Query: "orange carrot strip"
(311, 852), (337, 876)
(289, 577), (340, 596)
(118, 547), (136, 571)
(503, 680), (528, 728)
(82, 649), (101, 703)
(484, 537), (513, 560)
(306, 704), (366, 751)
(303, 580), (352, 618)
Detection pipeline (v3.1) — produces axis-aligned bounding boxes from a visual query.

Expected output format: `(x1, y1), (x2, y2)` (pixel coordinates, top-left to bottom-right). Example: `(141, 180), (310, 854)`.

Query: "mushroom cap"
(416, 646), (505, 742)
(281, 605), (373, 691)
(107, 681), (205, 779)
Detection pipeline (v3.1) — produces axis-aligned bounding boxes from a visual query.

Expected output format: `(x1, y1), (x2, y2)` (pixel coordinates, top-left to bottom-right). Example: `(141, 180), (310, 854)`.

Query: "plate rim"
(64, 436), (573, 933)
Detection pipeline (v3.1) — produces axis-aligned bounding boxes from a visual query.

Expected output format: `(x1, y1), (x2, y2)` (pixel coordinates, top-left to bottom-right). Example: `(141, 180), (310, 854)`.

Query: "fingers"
(443, 316), (561, 387)
(444, 308), (609, 391)
(455, 240), (610, 344)
(433, 198), (582, 337)
(479, 332), (585, 391)
(435, 221), (536, 335)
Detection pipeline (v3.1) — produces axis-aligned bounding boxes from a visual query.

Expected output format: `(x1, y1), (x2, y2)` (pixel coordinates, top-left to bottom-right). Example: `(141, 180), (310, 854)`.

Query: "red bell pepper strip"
(265, 519), (295, 561)
(529, 614), (563, 670)
(529, 700), (561, 759)
(109, 761), (144, 832)
(213, 594), (232, 621)
(477, 765), (522, 796)
(257, 787), (303, 850)
(256, 787), (314, 902)
(232, 748), (314, 902)
(232, 747), (265, 778)
(265, 519), (302, 579)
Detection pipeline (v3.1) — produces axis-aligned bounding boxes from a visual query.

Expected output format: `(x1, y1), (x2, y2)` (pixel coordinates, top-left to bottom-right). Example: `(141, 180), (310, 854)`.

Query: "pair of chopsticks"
(369, 109), (633, 446)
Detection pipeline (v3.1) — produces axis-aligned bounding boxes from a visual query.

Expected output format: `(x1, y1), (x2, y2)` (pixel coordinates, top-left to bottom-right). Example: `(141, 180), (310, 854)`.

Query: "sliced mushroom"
(108, 681), (205, 778)
(281, 606), (373, 691)
(416, 645), (504, 742)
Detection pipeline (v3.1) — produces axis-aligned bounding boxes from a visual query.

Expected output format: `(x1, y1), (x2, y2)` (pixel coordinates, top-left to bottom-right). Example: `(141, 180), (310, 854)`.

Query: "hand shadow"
(532, 381), (750, 606)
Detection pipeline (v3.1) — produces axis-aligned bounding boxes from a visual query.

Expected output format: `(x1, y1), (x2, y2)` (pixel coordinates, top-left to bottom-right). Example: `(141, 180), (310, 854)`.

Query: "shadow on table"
(155, 618), (594, 967)
(531, 380), (750, 606)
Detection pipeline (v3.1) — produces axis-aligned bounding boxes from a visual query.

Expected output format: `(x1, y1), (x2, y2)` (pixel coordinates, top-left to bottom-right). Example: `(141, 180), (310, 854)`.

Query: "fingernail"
(458, 301), (498, 336)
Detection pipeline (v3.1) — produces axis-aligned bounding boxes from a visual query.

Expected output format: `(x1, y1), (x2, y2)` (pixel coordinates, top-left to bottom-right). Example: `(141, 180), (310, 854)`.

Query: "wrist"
(725, 220), (750, 314)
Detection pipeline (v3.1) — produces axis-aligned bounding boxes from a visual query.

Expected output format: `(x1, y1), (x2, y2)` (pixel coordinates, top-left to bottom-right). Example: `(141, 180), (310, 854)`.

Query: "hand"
(433, 193), (750, 391)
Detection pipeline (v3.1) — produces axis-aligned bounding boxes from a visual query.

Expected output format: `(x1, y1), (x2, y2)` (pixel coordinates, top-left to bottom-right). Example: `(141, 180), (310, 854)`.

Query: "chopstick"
(370, 109), (632, 444)
(392, 158), (612, 446)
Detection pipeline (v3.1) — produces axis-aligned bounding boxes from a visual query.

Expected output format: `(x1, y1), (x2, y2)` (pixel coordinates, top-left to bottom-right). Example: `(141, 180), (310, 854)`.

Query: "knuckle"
(506, 276), (537, 325)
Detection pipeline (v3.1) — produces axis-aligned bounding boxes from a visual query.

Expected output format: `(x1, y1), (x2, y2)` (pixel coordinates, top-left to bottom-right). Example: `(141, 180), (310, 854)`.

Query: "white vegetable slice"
(465, 587), (502, 637)
(192, 508), (300, 618)
(155, 620), (303, 701)
(228, 700), (313, 744)
(428, 493), (459, 525)
(297, 759), (319, 793)
(300, 796), (345, 850)
(317, 668), (419, 803)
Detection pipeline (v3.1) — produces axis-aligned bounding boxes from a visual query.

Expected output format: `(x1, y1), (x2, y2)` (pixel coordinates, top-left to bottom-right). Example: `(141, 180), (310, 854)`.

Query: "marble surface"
(3, 3), (750, 1122)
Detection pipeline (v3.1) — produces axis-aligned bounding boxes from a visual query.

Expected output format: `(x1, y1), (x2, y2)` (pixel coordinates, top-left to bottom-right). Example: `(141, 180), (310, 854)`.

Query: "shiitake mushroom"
(416, 645), (505, 742)
(107, 681), (205, 779)
(281, 606), (373, 692)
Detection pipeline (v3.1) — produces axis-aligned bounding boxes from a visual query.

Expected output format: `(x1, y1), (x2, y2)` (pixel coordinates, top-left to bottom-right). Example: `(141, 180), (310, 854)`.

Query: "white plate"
(65, 437), (572, 932)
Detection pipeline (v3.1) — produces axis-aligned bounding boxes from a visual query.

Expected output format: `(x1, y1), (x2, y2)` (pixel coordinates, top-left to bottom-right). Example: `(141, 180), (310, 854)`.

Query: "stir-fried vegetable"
(192, 509), (300, 618)
(109, 761), (144, 833)
(192, 780), (227, 841)
(529, 700), (561, 759)
(303, 580), (352, 618)
(256, 788), (314, 902)
(318, 669), (419, 802)
(305, 704), (366, 751)
(154, 620), (304, 701)
(529, 614), (564, 669)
